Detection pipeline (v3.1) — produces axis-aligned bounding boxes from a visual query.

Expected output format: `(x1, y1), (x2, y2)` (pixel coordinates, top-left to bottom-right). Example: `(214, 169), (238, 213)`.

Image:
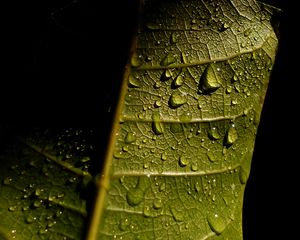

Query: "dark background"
(1, 0), (296, 239)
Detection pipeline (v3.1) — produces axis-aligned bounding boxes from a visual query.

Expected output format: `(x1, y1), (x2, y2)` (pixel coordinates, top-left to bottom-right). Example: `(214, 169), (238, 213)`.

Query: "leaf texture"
(91, 0), (278, 239)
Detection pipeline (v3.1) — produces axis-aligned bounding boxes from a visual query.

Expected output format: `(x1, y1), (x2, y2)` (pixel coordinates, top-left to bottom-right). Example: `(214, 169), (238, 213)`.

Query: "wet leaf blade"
(93, 0), (278, 239)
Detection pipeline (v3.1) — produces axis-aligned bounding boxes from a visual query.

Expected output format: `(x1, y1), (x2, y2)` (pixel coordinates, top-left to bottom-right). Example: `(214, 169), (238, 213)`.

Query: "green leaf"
(0, 0), (278, 239)
(0, 128), (94, 239)
(88, 0), (278, 239)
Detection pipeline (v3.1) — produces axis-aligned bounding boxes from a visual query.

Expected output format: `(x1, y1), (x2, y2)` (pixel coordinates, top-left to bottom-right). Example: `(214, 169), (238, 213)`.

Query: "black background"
(1, 0), (297, 239)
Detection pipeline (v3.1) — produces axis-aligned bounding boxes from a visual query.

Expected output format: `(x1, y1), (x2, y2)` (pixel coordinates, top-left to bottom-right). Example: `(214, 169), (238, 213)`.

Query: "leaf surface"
(90, 0), (278, 239)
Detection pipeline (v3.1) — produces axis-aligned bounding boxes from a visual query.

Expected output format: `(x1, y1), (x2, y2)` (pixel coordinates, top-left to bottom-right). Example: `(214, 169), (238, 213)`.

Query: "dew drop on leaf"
(169, 91), (187, 108)
(153, 198), (163, 209)
(199, 64), (221, 93)
(8, 206), (17, 212)
(161, 153), (167, 161)
(152, 112), (164, 135)
(128, 76), (140, 88)
(170, 32), (177, 44)
(239, 166), (249, 184)
(225, 125), (238, 146)
(207, 151), (216, 162)
(173, 72), (185, 87)
(125, 132), (136, 144)
(171, 208), (184, 222)
(161, 69), (173, 81)
(119, 218), (129, 231)
(179, 156), (189, 167)
(160, 53), (176, 66)
(126, 177), (149, 207)
(207, 214), (226, 235)
(25, 215), (36, 224)
(208, 127), (221, 140)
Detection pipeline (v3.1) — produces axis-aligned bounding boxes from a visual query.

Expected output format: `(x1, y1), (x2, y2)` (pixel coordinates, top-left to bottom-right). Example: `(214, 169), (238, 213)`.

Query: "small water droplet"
(159, 182), (166, 192)
(179, 112), (192, 122)
(47, 221), (56, 228)
(179, 156), (189, 167)
(231, 99), (238, 105)
(191, 163), (198, 172)
(225, 125), (238, 146)
(171, 208), (184, 222)
(207, 214), (226, 235)
(122, 145), (129, 152)
(160, 53), (176, 66)
(232, 75), (239, 82)
(170, 33), (177, 44)
(25, 215), (36, 224)
(161, 153), (167, 161)
(226, 86), (233, 94)
(208, 127), (221, 140)
(199, 64), (221, 93)
(239, 166), (249, 184)
(154, 100), (162, 108)
(119, 218), (129, 231)
(8, 205), (17, 212)
(161, 69), (173, 81)
(152, 112), (164, 135)
(3, 177), (13, 185)
(207, 151), (216, 162)
(153, 198), (163, 209)
(244, 28), (252, 37)
(33, 199), (43, 208)
(194, 182), (201, 193)
(154, 82), (161, 89)
(125, 132), (136, 144)
(169, 91), (187, 108)
(128, 76), (140, 88)
(131, 53), (142, 67)
(39, 228), (48, 235)
(173, 72), (185, 87)
(146, 22), (161, 30)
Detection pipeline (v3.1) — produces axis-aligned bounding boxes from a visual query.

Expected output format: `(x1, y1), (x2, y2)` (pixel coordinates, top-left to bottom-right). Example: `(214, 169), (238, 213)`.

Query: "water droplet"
(25, 215), (36, 224)
(128, 76), (140, 88)
(47, 221), (56, 228)
(244, 28), (252, 37)
(160, 53), (176, 66)
(207, 151), (216, 162)
(34, 188), (44, 197)
(8, 205), (17, 212)
(154, 100), (162, 108)
(161, 153), (167, 161)
(159, 182), (166, 192)
(146, 22), (161, 30)
(239, 166), (249, 184)
(143, 207), (152, 218)
(194, 182), (201, 193)
(191, 163), (198, 172)
(153, 198), (163, 209)
(170, 33), (177, 44)
(179, 156), (189, 167)
(161, 69), (173, 81)
(207, 214), (226, 235)
(39, 228), (48, 235)
(171, 208), (184, 222)
(126, 177), (149, 206)
(33, 200), (43, 208)
(232, 74), (238, 82)
(154, 82), (161, 89)
(169, 91), (187, 108)
(114, 151), (124, 159)
(199, 64), (221, 93)
(122, 145), (129, 152)
(208, 127), (221, 140)
(152, 112), (164, 135)
(226, 86), (233, 94)
(3, 177), (12, 185)
(231, 99), (238, 105)
(225, 125), (238, 146)
(125, 132), (136, 144)
(179, 112), (192, 122)
(131, 53), (142, 67)
(173, 72), (185, 87)
(119, 218), (129, 231)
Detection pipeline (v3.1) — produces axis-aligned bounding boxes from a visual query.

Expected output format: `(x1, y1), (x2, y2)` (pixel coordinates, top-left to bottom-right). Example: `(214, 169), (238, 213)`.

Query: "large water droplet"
(169, 91), (187, 108)
(152, 112), (164, 135)
(199, 64), (221, 93)
(160, 53), (176, 66)
(207, 214), (226, 235)
(171, 208), (184, 222)
(126, 177), (149, 207)
(225, 125), (238, 146)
